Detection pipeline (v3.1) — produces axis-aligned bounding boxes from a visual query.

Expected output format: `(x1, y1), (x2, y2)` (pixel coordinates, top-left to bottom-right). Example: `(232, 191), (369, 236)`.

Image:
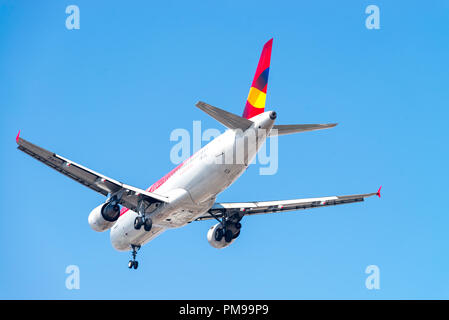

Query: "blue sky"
(1, 0), (448, 299)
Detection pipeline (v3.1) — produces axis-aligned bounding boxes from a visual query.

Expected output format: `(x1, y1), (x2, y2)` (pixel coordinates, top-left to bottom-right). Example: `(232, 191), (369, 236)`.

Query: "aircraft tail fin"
(242, 38), (273, 119)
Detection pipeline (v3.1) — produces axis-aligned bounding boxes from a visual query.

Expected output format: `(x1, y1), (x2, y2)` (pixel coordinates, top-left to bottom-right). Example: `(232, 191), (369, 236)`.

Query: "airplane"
(16, 38), (381, 269)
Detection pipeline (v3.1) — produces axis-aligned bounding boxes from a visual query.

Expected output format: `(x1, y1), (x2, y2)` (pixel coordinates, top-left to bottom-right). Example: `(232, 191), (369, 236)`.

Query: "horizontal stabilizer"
(196, 101), (253, 131)
(269, 123), (337, 136)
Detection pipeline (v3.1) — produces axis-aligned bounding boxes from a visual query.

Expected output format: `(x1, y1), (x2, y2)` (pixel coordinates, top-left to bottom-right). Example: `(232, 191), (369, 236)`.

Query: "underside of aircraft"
(16, 38), (380, 269)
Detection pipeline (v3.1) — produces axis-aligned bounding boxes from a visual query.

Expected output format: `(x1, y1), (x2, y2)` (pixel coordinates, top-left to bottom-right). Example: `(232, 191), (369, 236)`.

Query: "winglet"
(376, 185), (382, 198)
(16, 130), (21, 144)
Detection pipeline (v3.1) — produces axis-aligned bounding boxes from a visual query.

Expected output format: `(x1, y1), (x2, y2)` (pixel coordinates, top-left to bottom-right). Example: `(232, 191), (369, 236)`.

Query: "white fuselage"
(110, 111), (275, 251)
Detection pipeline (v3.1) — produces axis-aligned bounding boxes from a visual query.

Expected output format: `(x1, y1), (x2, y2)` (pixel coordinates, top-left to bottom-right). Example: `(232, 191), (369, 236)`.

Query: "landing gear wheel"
(224, 229), (233, 243)
(214, 228), (224, 241)
(128, 245), (140, 270)
(143, 218), (153, 232)
(134, 217), (143, 230)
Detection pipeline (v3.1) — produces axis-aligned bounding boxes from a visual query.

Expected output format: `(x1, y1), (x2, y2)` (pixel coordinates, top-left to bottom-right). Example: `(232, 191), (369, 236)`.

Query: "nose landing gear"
(128, 245), (140, 270)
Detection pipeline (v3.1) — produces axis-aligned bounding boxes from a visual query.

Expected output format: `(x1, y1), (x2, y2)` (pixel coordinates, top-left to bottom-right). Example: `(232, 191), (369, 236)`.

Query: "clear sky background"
(1, 0), (448, 299)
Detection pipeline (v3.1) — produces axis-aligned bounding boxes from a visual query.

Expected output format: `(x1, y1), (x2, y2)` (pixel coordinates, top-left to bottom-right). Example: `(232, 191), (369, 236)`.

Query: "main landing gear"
(210, 211), (243, 242)
(214, 221), (241, 242)
(128, 245), (140, 269)
(134, 216), (152, 231)
(133, 195), (153, 232)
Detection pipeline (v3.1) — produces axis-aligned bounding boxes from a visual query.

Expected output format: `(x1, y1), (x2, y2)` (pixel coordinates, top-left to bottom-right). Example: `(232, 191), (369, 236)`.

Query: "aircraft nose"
(269, 111), (277, 120)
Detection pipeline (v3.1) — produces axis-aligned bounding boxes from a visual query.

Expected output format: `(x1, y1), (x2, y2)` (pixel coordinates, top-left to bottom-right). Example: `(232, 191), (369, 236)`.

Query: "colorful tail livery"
(242, 38), (273, 119)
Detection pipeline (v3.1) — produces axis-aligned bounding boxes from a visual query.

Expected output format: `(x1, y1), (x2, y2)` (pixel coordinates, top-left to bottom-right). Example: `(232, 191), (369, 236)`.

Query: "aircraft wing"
(16, 132), (169, 212)
(195, 188), (381, 221)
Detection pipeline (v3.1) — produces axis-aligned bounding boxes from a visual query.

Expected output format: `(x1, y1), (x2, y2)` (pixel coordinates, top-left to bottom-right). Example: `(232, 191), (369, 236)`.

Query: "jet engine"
(207, 222), (240, 249)
(88, 202), (121, 232)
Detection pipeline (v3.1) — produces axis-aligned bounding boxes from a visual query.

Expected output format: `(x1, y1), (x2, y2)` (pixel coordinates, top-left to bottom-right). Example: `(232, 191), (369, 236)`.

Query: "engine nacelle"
(207, 223), (236, 249)
(88, 202), (121, 232)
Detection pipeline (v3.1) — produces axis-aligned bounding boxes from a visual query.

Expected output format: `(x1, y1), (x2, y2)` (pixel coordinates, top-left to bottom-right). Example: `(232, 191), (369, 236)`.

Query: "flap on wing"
(269, 123), (337, 136)
(196, 101), (254, 131)
(16, 133), (169, 211)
